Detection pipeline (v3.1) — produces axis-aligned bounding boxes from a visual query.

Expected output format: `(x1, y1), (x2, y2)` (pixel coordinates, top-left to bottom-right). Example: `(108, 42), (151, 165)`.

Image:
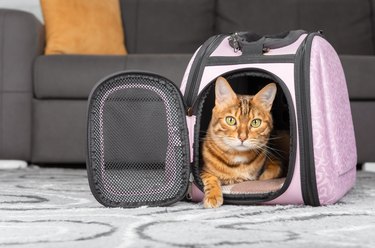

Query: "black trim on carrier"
(207, 55), (295, 66)
(295, 34), (321, 206)
(191, 68), (297, 204)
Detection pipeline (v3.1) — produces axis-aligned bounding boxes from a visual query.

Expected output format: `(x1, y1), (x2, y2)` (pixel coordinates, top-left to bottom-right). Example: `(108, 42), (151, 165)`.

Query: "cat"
(201, 77), (283, 208)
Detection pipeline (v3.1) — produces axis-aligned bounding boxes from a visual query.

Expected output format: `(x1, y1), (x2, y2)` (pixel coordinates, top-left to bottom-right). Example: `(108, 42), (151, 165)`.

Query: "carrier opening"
(192, 69), (295, 202)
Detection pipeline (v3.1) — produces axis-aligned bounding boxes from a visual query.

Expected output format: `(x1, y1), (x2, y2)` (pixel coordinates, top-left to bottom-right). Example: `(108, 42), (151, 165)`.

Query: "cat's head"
(208, 77), (277, 152)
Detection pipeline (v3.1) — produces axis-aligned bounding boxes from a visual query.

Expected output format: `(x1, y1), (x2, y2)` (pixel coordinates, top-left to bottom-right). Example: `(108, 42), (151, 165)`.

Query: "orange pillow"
(41, 0), (127, 55)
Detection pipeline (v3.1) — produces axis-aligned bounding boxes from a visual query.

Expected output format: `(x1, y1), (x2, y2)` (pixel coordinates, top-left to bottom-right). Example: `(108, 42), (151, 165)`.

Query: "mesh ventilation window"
(88, 73), (190, 207)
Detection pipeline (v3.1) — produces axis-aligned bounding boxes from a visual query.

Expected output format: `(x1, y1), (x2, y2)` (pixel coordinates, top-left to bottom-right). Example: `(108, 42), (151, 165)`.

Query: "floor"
(0, 167), (374, 248)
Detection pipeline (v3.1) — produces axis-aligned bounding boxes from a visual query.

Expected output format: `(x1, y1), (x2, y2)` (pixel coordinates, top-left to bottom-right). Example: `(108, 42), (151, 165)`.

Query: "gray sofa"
(0, 0), (374, 165)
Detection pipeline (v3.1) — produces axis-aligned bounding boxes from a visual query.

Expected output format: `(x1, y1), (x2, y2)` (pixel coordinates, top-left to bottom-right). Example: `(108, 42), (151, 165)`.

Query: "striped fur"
(201, 77), (282, 208)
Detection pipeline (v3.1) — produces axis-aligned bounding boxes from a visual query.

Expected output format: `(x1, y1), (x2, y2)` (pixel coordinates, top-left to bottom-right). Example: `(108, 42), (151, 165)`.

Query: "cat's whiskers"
(267, 136), (284, 141)
(265, 146), (284, 155)
(262, 144), (285, 158)
(251, 144), (275, 162)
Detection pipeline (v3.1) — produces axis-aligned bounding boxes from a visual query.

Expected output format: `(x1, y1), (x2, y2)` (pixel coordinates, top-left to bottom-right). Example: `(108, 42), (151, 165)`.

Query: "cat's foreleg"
(201, 170), (223, 208)
(258, 159), (282, 180)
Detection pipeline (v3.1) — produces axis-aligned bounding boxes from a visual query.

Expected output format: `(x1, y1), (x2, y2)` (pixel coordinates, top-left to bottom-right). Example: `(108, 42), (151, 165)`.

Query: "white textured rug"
(0, 167), (374, 248)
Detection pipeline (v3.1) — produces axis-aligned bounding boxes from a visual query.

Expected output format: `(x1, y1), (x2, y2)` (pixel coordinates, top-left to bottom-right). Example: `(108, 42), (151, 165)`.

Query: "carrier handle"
(229, 30), (307, 54)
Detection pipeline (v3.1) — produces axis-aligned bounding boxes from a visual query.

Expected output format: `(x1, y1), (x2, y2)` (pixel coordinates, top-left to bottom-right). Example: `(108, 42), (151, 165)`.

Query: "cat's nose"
(238, 133), (247, 142)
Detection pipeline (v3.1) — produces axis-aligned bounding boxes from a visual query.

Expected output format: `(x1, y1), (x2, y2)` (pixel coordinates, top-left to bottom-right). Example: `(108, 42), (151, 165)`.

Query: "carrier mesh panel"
(88, 73), (190, 207)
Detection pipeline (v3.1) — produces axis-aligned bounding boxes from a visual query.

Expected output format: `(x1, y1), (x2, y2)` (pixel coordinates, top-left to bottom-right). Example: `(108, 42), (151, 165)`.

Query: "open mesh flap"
(87, 72), (190, 207)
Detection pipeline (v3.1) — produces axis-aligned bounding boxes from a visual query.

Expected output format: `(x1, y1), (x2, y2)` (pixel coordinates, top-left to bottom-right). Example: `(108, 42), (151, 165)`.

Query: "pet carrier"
(87, 30), (356, 208)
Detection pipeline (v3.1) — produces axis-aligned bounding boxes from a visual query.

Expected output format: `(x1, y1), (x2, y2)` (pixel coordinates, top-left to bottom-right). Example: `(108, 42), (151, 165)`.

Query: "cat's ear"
(253, 83), (277, 111)
(215, 77), (237, 107)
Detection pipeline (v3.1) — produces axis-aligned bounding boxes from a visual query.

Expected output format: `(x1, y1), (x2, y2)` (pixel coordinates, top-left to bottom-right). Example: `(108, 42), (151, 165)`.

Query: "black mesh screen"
(87, 72), (190, 207)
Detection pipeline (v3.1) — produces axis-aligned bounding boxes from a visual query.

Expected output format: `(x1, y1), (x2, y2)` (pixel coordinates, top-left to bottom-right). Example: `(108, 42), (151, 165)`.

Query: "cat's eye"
(225, 116), (237, 126)
(251, 119), (262, 128)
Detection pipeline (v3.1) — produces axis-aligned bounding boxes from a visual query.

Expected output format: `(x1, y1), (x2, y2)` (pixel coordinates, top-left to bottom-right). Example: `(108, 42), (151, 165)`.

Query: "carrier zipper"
(185, 35), (225, 111)
(187, 81), (214, 118)
(297, 33), (320, 206)
(185, 173), (194, 200)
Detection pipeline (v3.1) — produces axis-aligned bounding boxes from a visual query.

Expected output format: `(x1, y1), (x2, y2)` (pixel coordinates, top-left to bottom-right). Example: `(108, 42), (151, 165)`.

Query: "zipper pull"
(187, 106), (193, 116)
(228, 32), (241, 53)
(185, 173), (194, 201)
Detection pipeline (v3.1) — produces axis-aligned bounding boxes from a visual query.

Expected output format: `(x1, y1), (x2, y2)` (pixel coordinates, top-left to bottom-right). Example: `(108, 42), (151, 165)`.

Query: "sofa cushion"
(124, 54), (191, 87)
(34, 55), (127, 99)
(34, 54), (191, 99)
(120, 0), (215, 53)
(41, 0), (127, 55)
(216, 0), (374, 55)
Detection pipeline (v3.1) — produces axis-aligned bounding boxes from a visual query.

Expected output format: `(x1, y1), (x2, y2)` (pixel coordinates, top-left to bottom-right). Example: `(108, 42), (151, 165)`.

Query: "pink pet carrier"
(87, 30), (357, 208)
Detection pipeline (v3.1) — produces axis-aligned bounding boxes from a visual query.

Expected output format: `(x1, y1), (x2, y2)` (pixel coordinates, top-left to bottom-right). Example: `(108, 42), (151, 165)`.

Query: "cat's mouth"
(236, 141), (264, 151)
(221, 137), (262, 152)
(235, 144), (251, 151)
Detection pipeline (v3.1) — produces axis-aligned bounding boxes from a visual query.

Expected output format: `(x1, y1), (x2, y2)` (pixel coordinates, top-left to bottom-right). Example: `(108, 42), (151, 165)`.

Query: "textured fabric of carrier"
(309, 37), (357, 204)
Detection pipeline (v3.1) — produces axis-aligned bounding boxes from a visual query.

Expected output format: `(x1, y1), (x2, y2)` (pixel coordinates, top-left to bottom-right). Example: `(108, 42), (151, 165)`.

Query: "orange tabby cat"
(201, 77), (282, 208)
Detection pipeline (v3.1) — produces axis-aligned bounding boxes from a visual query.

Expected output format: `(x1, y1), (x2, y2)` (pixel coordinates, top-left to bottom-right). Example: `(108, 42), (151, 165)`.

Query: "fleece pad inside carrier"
(222, 178), (285, 195)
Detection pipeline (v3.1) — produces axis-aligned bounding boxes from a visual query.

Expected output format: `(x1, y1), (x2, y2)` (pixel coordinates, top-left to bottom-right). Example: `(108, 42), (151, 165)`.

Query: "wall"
(0, 0), (43, 22)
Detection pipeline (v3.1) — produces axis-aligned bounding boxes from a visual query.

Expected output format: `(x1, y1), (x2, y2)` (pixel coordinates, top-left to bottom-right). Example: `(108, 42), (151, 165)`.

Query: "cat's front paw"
(203, 193), (223, 208)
